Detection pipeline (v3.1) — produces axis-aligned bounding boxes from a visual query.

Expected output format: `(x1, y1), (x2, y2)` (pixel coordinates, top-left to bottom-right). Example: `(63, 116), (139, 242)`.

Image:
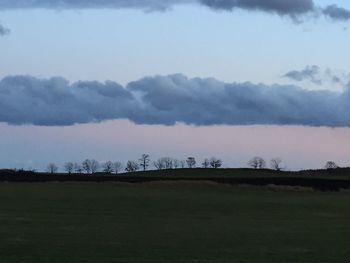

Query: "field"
(1, 181), (350, 263)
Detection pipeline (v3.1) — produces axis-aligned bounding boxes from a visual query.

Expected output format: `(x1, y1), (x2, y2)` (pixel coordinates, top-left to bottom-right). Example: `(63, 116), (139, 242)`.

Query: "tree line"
(45, 155), (340, 174)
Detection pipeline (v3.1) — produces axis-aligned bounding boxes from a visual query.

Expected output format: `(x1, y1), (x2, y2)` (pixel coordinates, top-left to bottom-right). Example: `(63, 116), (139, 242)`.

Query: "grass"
(1, 182), (350, 262)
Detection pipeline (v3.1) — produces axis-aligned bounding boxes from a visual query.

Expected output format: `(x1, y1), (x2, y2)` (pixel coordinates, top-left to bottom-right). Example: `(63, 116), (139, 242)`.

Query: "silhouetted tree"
(173, 159), (180, 169)
(47, 163), (58, 174)
(64, 162), (74, 174)
(164, 157), (173, 169)
(139, 154), (150, 171)
(186, 157), (196, 168)
(154, 158), (165, 170)
(113, 162), (123, 174)
(74, 163), (83, 173)
(82, 159), (92, 174)
(82, 159), (99, 174)
(90, 160), (100, 174)
(125, 161), (139, 172)
(102, 161), (114, 174)
(270, 158), (283, 171)
(202, 158), (210, 168)
(248, 157), (266, 169)
(210, 157), (222, 169)
(325, 161), (338, 170)
(180, 160), (186, 168)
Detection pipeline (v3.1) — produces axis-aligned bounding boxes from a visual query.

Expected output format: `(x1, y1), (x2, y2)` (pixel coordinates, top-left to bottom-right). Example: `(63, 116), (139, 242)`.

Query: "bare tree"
(74, 163), (83, 173)
(139, 154), (151, 171)
(202, 158), (210, 168)
(325, 161), (338, 170)
(64, 162), (74, 174)
(113, 162), (123, 174)
(154, 158), (165, 170)
(270, 158), (283, 171)
(248, 157), (266, 169)
(210, 157), (222, 169)
(164, 157), (173, 169)
(173, 159), (180, 169)
(82, 159), (92, 174)
(102, 161), (114, 174)
(90, 160), (100, 174)
(180, 160), (186, 168)
(186, 157), (196, 168)
(125, 161), (139, 173)
(47, 163), (58, 174)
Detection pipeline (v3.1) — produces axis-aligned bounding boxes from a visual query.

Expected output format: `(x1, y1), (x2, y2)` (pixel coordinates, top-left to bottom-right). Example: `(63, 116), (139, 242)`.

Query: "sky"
(1, 0), (350, 171)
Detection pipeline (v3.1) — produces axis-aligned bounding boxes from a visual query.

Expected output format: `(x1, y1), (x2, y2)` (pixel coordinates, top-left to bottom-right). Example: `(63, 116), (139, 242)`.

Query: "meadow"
(1, 179), (350, 262)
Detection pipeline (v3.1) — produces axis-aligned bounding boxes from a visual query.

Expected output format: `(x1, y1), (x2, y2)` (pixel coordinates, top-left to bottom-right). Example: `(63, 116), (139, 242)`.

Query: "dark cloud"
(0, 23), (10, 36)
(0, 0), (350, 23)
(323, 4), (350, 21)
(284, 65), (322, 85)
(199, 0), (315, 17)
(1, 74), (349, 127)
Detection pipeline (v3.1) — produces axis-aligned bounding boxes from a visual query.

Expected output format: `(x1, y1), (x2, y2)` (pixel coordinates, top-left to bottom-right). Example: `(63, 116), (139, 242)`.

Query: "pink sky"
(0, 120), (349, 171)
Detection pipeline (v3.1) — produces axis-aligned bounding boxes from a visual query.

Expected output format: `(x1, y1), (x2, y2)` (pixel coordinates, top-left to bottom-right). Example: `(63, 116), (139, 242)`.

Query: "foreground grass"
(0, 182), (350, 262)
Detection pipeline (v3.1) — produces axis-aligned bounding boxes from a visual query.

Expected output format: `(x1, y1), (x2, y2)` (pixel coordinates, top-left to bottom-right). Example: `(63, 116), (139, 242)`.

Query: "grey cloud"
(284, 65), (322, 85)
(0, 0), (350, 23)
(0, 23), (10, 36)
(323, 4), (350, 21)
(1, 74), (350, 127)
(199, 0), (315, 17)
(284, 65), (350, 86)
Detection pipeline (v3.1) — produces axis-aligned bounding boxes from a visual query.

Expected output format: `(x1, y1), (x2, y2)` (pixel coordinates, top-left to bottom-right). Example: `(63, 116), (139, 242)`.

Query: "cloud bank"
(1, 74), (349, 127)
(0, 0), (350, 21)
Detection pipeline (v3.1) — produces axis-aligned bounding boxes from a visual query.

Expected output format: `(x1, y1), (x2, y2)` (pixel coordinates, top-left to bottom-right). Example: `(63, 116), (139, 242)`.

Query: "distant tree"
(113, 162), (123, 174)
(163, 157), (173, 169)
(90, 160), (100, 174)
(125, 161), (139, 173)
(74, 163), (83, 173)
(180, 160), (186, 169)
(210, 157), (222, 169)
(270, 158), (283, 171)
(202, 158), (210, 168)
(102, 161), (114, 174)
(248, 157), (266, 169)
(173, 159), (180, 169)
(47, 163), (58, 174)
(154, 158), (165, 170)
(325, 161), (338, 170)
(64, 162), (74, 174)
(139, 154), (151, 172)
(82, 159), (92, 174)
(186, 157), (196, 168)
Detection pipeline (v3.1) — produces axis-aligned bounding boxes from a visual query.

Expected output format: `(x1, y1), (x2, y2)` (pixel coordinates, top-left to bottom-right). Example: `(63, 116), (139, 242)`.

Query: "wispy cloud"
(0, 23), (10, 36)
(284, 65), (350, 86)
(1, 74), (349, 127)
(284, 65), (322, 85)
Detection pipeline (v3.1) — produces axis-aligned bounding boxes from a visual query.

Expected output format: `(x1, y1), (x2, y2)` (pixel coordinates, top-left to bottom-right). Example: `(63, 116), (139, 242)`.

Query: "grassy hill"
(2, 168), (350, 191)
(1, 181), (350, 263)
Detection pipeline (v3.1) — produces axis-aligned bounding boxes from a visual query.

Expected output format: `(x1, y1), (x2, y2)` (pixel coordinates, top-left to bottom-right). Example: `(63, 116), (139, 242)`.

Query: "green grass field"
(1, 182), (350, 263)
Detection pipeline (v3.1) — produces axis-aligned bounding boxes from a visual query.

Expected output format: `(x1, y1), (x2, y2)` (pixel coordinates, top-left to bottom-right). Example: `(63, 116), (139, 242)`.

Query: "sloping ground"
(1, 168), (350, 191)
